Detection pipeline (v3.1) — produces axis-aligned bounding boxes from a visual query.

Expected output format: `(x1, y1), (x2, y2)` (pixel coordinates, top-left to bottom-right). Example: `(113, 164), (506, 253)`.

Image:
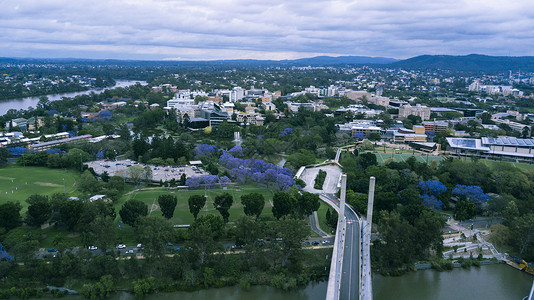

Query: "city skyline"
(1, 0), (534, 60)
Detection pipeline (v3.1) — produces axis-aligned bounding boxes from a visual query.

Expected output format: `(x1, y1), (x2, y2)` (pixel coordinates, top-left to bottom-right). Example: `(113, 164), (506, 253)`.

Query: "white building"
(398, 104), (431, 120)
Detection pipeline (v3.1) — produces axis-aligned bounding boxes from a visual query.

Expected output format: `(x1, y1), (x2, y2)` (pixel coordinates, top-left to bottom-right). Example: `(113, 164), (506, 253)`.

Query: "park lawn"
(115, 184), (276, 227)
(317, 201), (335, 235)
(0, 166), (80, 211)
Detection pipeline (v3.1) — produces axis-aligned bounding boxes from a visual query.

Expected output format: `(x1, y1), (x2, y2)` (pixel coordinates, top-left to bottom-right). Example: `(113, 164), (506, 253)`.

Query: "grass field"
(317, 201), (335, 235)
(0, 166), (80, 210)
(116, 185), (276, 226)
(372, 152), (444, 165)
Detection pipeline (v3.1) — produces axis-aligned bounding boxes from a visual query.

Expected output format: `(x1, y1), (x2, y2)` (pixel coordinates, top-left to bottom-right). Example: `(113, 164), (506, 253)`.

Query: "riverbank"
(0, 80), (147, 115)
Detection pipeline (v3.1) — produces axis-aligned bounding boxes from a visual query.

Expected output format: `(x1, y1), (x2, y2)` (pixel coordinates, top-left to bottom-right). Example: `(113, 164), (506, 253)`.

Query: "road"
(340, 205), (360, 300)
(321, 192), (360, 300)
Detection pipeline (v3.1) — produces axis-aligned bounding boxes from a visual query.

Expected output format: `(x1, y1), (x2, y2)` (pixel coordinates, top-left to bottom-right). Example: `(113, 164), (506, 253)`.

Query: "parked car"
(126, 249), (134, 254)
(136, 243), (142, 248)
(47, 248), (57, 252)
(88, 246), (98, 250)
(116, 244), (126, 249)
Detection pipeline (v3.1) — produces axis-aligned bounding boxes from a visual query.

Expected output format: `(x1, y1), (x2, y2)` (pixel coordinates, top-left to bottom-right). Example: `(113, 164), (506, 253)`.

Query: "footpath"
(442, 218), (503, 260)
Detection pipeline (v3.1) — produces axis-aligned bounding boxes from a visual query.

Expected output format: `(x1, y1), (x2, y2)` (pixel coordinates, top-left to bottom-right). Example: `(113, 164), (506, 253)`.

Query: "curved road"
(322, 192), (360, 300)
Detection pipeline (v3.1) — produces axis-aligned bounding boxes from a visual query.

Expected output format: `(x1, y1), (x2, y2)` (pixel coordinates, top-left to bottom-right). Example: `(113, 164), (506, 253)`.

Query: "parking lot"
(86, 159), (208, 183)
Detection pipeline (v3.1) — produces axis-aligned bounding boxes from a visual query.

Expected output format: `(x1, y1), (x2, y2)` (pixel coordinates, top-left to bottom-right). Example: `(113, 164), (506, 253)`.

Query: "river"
(0, 80), (147, 116)
(29, 264), (534, 300)
(373, 263), (533, 300)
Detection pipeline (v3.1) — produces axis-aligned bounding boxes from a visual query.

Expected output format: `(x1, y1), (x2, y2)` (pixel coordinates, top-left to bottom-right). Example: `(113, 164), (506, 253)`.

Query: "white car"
(116, 244), (126, 249)
(136, 243), (142, 248)
(88, 246), (98, 250)
(126, 249), (134, 254)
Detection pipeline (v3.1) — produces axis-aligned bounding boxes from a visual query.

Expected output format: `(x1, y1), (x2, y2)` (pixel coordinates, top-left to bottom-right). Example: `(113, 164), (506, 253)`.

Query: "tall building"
(398, 104), (431, 120)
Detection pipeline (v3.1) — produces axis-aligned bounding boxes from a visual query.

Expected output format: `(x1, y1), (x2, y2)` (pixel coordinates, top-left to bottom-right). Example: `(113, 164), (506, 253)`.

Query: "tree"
(268, 217), (310, 267)
(357, 152), (377, 169)
(136, 216), (172, 258)
(214, 192), (233, 223)
(119, 200), (148, 227)
(0, 202), (22, 231)
(157, 194), (177, 219)
(188, 195), (206, 219)
(297, 192), (320, 217)
(82, 215), (116, 252)
(234, 215), (263, 247)
(59, 200), (84, 230)
(272, 191), (296, 219)
(325, 208), (338, 229)
(25, 195), (51, 227)
(0, 148), (9, 166)
(241, 193), (265, 218)
(179, 173), (187, 186)
(454, 197), (477, 221)
(372, 210), (414, 270)
(128, 165), (146, 185)
(79, 170), (101, 194)
(107, 176), (124, 191)
(100, 171), (110, 182)
(189, 215), (225, 264)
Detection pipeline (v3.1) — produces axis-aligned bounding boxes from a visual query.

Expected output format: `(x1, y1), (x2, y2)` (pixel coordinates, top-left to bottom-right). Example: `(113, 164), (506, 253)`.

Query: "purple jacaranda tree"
(452, 185), (489, 204)
(228, 146), (244, 157)
(280, 128), (294, 136)
(194, 144), (217, 158)
(417, 180), (447, 210)
(186, 176), (201, 189)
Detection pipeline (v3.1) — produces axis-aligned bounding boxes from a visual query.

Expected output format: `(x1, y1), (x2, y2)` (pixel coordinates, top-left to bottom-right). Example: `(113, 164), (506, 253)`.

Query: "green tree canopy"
(157, 194), (178, 219)
(272, 191), (296, 219)
(241, 193), (265, 219)
(188, 194), (206, 219)
(214, 192), (233, 223)
(0, 202), (22, 231)
(119, 199), (148, 227)
(25, 194), (51, 227)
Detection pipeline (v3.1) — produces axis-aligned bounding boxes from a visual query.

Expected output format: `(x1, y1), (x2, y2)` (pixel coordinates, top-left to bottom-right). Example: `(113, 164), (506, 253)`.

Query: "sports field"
(116, 185), (275, 226)
(0, 166), (80, 210)
(373, 152), (445, 165)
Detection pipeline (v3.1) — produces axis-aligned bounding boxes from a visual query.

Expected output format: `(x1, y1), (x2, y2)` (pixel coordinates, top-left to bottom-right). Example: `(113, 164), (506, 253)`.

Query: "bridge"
(296, 163), (373, 300)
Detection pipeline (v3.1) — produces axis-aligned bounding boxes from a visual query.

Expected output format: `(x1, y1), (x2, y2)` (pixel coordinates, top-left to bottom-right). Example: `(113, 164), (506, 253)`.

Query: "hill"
(0, 55), (398, 68)
(390, 54), (534, 72)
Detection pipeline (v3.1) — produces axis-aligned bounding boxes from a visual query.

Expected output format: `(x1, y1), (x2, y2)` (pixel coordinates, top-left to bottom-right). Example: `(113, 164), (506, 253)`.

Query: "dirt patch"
(35, 182), (62, 187)
(150, 204), (159, 211)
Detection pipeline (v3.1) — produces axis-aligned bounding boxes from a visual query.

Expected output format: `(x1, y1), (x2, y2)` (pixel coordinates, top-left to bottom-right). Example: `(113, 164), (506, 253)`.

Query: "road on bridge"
(341, 204), (360, 300)
(302, 166), (361, 300)
(322, 191), (360, 300)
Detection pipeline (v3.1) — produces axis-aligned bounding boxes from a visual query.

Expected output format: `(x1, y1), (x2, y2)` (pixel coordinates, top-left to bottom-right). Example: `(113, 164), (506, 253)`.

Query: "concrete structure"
(399, 104), (431, 120)
(447, 136), (534, 163)
(345, 90), (371, 101)
(29, 134), (92, 151)
(422, 121), (449, 134)
(199, 101), (229, 127)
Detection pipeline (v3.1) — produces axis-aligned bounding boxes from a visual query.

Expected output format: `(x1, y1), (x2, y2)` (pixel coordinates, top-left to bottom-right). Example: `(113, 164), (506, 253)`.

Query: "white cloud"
(1, 0), (533, 60)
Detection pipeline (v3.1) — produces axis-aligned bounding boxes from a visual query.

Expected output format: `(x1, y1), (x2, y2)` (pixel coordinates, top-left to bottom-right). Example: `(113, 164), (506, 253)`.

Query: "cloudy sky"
(1, 0), (534, 60)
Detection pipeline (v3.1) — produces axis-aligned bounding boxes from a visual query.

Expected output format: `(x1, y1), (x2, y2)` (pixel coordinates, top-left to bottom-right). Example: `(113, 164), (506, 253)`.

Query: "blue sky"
(1, 0), (534, 60)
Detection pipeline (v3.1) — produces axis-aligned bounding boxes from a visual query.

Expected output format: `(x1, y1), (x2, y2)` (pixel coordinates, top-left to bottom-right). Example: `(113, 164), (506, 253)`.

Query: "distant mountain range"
(2, 54), (534, 72)
(390, 54), (534, 72)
